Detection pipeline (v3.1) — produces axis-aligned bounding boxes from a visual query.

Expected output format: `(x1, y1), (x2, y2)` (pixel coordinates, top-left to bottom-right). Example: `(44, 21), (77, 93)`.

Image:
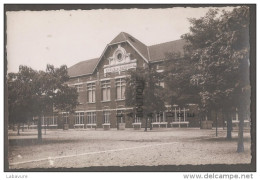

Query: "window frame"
(87, 112), (97, 124)
(87, 82), (96, 103)
(103, 111), (110, 124)
(75, 112), (84, 124)
(101, 80), (111, 101)
(116, 78), (126, 100)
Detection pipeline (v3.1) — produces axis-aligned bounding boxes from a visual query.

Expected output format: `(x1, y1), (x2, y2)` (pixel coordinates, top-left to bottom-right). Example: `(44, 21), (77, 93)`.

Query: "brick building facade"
(58, 32), (199, 129)
(25, 32), (246, 130)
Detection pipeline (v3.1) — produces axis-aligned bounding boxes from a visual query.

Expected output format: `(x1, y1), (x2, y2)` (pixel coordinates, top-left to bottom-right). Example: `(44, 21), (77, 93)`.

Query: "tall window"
(49, 116), (58, 125)
(87, 112), (96, 124)
(103, 111), (110, 124)
(232, 112), (238, 121)
(62, 112), (69, 124)
(117, 110), (124, 123)
(134, 115), (142, 123)
(155, 112), (163, 122)
(101, 80), (111, 101)
(75, 84), (83, 92)
(41, 116), (47, 126)
(116, 78), (126, 100)
(75, 112), (84, 124)
(87, 83), (96, 102)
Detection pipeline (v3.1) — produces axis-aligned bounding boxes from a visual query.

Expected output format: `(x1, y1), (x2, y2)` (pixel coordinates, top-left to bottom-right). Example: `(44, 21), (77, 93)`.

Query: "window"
(156, 64), (164, 69)
(87, 112), (96, 124)
(156, 64), (165, 73)
(49, 116), (58, 125)
(75, 112), (84, 124)
(134, 115), (142, 123)
(31, 117), (37, 125)
(41, 116), (47, 126)
(87, 83), (96, 103)
(117, 110), (124, 123)
(101, 80), (111, 101)
(75, 84), (83, 92)
(62, 112), (69, 124)
(116, 78), (126, 99)
(103, 111), (110, 124)
(158, 80), (165, 88)
(245, 113), (250, 121)
(232, 112), (238, 121)
(155, 112), (164, 122)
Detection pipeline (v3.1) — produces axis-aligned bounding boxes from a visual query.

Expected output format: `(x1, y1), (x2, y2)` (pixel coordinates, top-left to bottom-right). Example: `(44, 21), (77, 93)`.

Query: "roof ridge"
(121, 32), (127, 40)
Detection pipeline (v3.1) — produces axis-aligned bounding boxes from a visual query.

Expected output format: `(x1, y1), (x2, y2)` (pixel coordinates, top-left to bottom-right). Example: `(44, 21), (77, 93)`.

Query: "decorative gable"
(104, 44), (137, 75)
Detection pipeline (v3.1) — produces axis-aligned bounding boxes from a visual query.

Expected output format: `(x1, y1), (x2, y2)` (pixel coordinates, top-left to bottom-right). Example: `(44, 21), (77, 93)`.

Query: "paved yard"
(8, 128), (251, 169)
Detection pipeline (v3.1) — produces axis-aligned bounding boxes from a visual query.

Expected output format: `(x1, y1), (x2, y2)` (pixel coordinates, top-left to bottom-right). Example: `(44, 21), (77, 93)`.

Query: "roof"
(110, 32), (149, 61)
(68, 32), (187, 78)
(148, 39), (186, 62)
(68, 58), (99, 77)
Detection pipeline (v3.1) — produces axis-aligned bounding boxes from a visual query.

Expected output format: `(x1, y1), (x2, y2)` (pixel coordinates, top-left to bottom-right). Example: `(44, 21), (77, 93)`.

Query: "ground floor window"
(103, 111), (110, 124)
(155, 112), (164, 122)
(31, 117), (37, 125)
(75, 112), (84, 124)
(134, 115), (142, 123)
(116, 110), (124, 123)
(41, 116), (48, 126)
(49, 116), (58, 125)
(87, 112), (96, 124)
(62, 112), (69, 124)
(167, 108), (188, 122)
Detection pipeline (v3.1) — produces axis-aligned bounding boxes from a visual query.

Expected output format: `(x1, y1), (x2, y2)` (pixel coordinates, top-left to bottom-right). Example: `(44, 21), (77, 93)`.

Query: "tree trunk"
(150, 115), (153, 130)
(13, 122), (15, 131)
(226, 111), (232, 140)
(17, 123), (20, 135)
(117, 117), (119, 130)
(199, 113), (202, 129)
(144, 117), (148, 131)
(215, 111), (218, 137)
(38, 116), (42, 143)
(237, 107), (244, 153)
(45, 117), (47, 135)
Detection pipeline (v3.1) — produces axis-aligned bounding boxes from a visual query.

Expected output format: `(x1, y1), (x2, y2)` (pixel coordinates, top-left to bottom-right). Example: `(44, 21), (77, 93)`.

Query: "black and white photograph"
(4, 4), (256, 173)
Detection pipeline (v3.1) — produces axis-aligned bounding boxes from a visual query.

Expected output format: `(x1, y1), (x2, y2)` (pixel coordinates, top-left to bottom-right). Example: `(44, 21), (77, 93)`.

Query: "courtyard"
(8, 128), (251, 169)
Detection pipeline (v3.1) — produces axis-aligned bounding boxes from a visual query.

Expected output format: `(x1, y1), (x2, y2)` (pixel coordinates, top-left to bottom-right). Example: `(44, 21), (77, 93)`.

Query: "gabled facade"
(61, 32), (196, 129)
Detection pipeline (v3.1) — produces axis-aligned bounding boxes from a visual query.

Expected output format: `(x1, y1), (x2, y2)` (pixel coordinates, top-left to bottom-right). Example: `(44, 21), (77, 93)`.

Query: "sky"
(6, 7), (235, 73)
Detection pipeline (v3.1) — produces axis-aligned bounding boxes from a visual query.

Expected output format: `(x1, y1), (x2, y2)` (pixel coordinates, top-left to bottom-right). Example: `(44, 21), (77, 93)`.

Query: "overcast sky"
(6, 7), (235, 73)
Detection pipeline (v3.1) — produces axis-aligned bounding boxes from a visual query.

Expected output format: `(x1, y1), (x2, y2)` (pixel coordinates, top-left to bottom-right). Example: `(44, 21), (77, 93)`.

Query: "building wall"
(63, 41), (149, 128)
(57, 41), (202, 129)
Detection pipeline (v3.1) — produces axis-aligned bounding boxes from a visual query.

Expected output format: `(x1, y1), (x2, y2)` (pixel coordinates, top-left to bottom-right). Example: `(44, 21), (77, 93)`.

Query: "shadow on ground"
(8, 138), (85, 146)
(199, 137), (251, 142)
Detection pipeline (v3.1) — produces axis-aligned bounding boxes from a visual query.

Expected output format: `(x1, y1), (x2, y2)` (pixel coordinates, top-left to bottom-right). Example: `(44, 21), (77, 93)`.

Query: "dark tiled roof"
(68, 58), (99, 77)
(148, 39), (186, 62)
(109, 32), (128, 44)
(68, 33), (187, 78)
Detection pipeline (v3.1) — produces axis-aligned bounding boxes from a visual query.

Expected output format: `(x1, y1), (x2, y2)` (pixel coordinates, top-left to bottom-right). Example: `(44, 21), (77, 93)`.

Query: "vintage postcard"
(4, 4), (256, 173)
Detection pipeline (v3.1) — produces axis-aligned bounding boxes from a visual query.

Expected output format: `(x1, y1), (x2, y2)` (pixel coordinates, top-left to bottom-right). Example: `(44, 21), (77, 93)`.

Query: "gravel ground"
(8, 128), (251, 169)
